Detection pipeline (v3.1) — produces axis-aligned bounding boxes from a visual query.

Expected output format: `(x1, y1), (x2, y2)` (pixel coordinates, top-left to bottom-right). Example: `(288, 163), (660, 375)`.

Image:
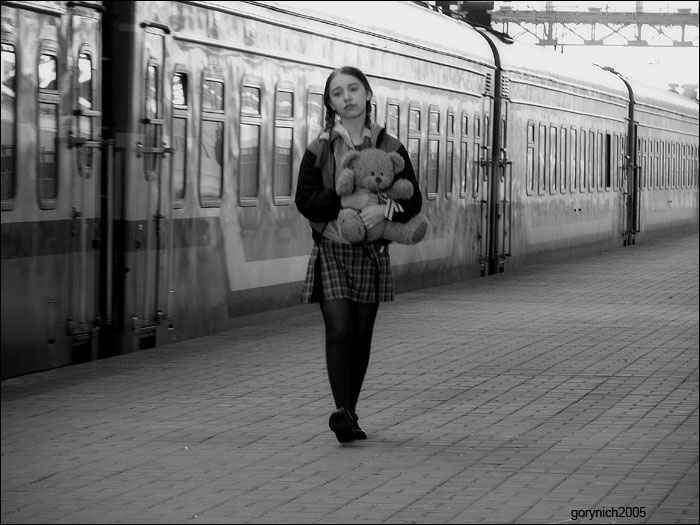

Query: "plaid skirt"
(301, 238), (394, 304)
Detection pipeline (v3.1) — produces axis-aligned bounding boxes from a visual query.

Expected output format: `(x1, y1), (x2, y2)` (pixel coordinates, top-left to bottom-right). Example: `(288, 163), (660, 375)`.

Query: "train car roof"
(239, 0), (495, 68)
(623, 76), (700, 118)
(479, 29), (630, 99)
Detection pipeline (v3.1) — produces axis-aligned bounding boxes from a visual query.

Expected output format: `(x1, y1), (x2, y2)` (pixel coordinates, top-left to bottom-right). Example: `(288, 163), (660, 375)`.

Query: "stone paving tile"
(2, 231), (698, 524)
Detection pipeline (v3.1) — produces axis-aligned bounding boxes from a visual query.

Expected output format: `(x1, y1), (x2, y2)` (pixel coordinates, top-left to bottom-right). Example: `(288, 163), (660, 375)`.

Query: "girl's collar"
(320, 121), (382, 149)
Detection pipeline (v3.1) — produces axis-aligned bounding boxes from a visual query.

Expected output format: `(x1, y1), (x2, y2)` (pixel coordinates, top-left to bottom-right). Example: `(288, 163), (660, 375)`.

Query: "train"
(1, 0), (698, 379)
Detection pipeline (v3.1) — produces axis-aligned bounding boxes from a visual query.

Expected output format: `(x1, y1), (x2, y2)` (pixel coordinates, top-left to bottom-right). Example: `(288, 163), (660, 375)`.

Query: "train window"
(239, 83), (261, 205)
(77, 50), (95, 176)
(78, 53), (93, 111)
(445, 141), (454, 198)
(598, 131), (604, 190)
(587, 130), (595, 192)
(203, 79), (224, 111)
(654, 140), (660, 189)
(610, 135), (617, 191)
(39, 53), (57, 91)
(620, 135), (626, 190)
(689, 144), (694, 188)
(445, 109), (455, 198)
(460, 142), (469, 197)
(276, 90), (293, 118)
(673, 142), (679, 188)
(460, 112), (469, 197)
(428, 110), (440, 135)
(200, 120), (224, 201)
(473, 115), (481, 198)
(642, 139), (649, 190)
(408, 103), (421, 181)
(172, 117), (187, 202)
(612, 135), (620, 191)
(664, 142), (671, 189)
(647, 140), (652, 189)
(427, 140), (439, 197)
(526, 122), (535, 196)
(172, 72), (189, 204)
(668, 142), (678, 188)
(200, 76), (225, 205)
(409, 107), (420, 133)
(549, 126), (557, 194)
(1, 43), (16, 205)
(38, 103), (58, 203)
(38, 44), (60, 208)
(579, 129), (586, 192)
(386, 102), (400, 138)
(427, 106), (440, 198)
(669, 142), (674, 188)
(273, 86), (294, 204)
(538, 124), (546, 195)
(638, 139), (644, 190)
(604, 133), (611, 190)
(306, 89), (324, 145)
(560, 126), (567, 193)
(662, 141), (668, 189)
(173, 73), (188, 106)
(408, 139), (420, 181)
(570, 129), (577, 192)
(647, 138), (653, 190)
(273, 126), (293, 200)
(146, 64), (159, 119)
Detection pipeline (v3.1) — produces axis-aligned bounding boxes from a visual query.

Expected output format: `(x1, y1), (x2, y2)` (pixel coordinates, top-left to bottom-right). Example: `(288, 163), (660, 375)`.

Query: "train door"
(476, 98), (492, 276)
(67, 3), (103, 362)
(493, 107), (512, 272)
(624, 123), (640, 245)
(131, 24), (173, 350)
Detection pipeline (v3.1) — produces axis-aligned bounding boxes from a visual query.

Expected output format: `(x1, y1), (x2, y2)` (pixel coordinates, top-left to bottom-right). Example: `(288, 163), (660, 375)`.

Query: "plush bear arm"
(335, 168), (357, 197)
(387, 145), (423, 224)
(385, 179), (414, 200)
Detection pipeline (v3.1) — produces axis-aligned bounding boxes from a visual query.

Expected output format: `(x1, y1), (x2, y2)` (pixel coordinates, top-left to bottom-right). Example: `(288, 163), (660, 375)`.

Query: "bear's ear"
(340, 150), (362, 169)
(388, 152), (405, 173)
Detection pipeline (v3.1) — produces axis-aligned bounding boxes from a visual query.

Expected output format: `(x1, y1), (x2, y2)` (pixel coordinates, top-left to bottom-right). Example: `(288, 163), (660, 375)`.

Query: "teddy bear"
(335, 148), (429, 245)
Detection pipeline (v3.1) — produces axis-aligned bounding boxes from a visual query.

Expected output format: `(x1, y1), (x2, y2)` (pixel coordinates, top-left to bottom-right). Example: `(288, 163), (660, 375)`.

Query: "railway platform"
(2, 230), (698, 524)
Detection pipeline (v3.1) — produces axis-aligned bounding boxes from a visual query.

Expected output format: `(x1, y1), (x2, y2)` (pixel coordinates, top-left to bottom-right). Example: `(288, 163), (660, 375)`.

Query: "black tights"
(320, 299), (379, 414)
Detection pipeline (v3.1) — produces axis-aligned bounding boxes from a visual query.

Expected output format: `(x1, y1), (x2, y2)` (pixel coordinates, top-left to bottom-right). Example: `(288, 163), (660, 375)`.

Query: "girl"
(295, 66), (423, 443)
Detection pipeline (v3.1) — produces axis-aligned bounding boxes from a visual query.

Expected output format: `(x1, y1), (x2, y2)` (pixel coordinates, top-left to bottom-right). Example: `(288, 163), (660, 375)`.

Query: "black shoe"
(351, 411), (367, 440)
(329, 407), (355, 443)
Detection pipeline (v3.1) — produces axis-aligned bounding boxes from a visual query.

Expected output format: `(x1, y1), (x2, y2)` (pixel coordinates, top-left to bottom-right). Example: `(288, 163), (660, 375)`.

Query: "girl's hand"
(340, 190), (378, 210)
(359, 204), (386, 230)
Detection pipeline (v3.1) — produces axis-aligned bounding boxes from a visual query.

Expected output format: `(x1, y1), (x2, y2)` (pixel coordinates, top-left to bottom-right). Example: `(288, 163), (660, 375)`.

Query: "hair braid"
(324, 108), (336, 134)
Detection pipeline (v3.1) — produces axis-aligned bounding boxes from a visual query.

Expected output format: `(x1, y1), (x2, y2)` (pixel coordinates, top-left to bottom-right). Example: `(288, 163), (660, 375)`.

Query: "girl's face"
(328, 73), (371, 121)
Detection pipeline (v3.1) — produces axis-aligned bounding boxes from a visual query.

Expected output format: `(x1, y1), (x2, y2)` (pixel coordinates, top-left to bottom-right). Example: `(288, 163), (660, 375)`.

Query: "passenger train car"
(1, 0), (698, 379)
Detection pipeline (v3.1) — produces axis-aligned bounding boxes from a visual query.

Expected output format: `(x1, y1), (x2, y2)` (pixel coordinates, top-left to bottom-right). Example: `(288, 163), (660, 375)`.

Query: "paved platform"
(2, 231), (698, 524)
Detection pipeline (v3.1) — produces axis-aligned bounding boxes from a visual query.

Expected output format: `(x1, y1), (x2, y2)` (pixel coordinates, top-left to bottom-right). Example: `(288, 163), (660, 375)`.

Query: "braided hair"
(322, 66), (373, 134)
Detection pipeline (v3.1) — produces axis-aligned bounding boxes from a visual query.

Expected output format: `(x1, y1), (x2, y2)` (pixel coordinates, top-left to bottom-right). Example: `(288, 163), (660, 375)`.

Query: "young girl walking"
(295, 66), (423, 443)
